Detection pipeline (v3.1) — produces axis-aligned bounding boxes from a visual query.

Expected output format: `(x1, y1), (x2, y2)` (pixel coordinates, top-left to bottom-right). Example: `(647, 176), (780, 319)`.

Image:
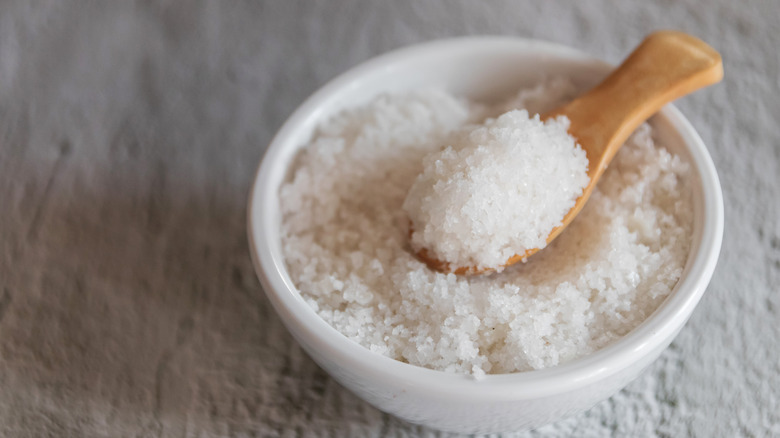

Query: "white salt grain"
(403, 110), (589, 270)
(279, 79), (692, 375)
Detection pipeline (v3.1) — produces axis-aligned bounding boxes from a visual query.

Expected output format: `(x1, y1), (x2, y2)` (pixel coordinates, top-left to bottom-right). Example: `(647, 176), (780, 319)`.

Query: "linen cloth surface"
(0, 1), (777, 436)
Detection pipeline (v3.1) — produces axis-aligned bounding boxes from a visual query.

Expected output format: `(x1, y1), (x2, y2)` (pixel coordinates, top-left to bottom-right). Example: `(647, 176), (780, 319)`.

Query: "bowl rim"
(247, 36), (724, 401)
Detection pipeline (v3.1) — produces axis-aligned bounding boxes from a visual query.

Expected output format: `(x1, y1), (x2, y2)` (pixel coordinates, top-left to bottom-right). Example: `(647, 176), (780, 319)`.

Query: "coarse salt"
(279, 79), (692, 375)
(403, 109), (589, 270)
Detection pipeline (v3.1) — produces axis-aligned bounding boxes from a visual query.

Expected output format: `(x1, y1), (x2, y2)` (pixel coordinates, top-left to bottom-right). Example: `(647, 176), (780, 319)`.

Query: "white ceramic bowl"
(247, 37), (723, 434)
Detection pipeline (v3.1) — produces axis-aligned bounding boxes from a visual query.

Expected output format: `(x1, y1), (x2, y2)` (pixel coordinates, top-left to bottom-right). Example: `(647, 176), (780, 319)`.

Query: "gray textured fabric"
(0, 1), (777, 436)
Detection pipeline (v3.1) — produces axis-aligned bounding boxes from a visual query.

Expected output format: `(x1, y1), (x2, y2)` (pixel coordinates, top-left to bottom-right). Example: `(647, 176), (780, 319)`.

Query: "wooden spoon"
(416, 30), (723, 275)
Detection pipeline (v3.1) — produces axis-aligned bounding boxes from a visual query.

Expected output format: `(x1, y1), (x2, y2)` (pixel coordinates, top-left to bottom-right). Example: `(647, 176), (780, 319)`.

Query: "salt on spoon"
(405, 30), (723, 275)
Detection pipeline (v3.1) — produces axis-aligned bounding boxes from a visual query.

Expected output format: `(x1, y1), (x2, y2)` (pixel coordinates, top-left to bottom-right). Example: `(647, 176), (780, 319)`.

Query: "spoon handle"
(551, 31), (723, 179)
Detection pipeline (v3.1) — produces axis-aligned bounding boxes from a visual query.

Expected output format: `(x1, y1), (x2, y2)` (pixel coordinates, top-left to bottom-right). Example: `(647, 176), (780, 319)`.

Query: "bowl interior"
(248, 37), (723, 399)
